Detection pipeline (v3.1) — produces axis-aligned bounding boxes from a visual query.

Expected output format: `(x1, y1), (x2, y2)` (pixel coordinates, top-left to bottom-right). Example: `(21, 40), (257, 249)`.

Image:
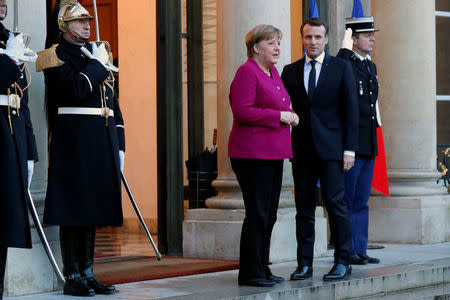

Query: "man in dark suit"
(337, 17), (381, 265)
(281, 18), (359, 281)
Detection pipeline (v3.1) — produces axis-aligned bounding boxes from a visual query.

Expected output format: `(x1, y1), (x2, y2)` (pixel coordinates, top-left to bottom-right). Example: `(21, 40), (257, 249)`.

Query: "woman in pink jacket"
(229, 24), (298, 287)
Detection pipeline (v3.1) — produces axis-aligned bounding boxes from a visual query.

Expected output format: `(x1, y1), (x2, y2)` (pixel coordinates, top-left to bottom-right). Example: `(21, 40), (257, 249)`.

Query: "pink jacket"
(228, 58), (293, 159)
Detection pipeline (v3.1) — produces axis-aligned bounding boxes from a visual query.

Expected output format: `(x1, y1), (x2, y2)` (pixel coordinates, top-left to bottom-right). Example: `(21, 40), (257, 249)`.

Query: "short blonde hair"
(245, 24), (282, 58)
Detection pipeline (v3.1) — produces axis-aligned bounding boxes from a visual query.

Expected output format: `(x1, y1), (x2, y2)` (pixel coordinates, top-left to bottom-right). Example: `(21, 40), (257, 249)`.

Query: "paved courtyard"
(5, 242), (450, 300)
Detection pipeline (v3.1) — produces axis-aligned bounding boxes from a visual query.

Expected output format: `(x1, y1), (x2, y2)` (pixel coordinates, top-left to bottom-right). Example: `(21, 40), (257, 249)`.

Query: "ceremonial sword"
(80, 0), (119, 73)
(121, 173), (162, 260)
(27, 190), (66, 284)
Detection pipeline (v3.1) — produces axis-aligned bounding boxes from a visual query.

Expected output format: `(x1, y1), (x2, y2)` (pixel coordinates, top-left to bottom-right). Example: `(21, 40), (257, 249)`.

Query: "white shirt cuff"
(344, 150), (355, 157)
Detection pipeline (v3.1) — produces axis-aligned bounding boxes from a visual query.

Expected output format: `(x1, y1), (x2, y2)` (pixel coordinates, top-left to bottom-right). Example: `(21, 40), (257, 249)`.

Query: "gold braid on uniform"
(20, 63), (32, 92)
(6, 83), (24, 134)
(99, 72), (116, 127)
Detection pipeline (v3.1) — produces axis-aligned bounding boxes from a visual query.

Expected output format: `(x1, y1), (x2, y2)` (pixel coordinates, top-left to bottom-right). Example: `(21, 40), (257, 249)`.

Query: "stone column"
(183, 0), (327, 262)
(3, 0), (62, 296)
(368, 0), (450, 243)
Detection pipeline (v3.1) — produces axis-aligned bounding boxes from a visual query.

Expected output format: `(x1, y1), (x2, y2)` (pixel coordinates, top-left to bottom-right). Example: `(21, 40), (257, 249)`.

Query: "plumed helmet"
(57, 0), (93, 32)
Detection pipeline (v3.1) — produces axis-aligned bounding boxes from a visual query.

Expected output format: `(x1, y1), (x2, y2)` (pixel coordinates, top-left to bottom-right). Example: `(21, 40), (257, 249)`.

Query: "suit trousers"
(230, 158), (283, 281)
(344, 156), (375, 256)
(292, 154), (352, 267)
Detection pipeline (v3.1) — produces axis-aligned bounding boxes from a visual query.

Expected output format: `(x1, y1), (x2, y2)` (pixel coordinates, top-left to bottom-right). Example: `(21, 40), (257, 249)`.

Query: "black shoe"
(63, 274), (95, 297)
(266, 273), (285, 283)
(358, 254), (380, 264)
(350, 254), (368, 265)
(85, 276), (118, 294)
(238, 278), (276, 287)
(290, 266), (313, 280)
(323, 264), (352, 282)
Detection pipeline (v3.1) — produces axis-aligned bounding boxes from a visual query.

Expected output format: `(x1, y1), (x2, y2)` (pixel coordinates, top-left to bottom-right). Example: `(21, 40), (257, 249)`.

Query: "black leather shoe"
(63, 274), (95, 297)
(85, 276), (118, 294)
(238, 278), (276, 287)
(350, 254), (368, 265)
(290, 266), (313, 280)
(359, 254), (380, 264)
(266, 274), (285, 283)
(323, 264), (352, 282)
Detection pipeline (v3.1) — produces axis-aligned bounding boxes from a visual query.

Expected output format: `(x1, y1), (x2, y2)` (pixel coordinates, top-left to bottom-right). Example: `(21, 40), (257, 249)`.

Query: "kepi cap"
(345, 16), (379, 33)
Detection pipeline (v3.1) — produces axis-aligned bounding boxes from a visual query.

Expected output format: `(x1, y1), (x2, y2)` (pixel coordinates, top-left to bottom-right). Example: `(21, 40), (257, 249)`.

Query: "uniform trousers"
(343, 156), (375, 256)
(230, 158), (283, 281)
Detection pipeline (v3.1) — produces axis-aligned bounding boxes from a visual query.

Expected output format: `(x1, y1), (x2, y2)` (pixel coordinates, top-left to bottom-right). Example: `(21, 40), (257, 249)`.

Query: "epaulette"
(36, 44), (65, 72)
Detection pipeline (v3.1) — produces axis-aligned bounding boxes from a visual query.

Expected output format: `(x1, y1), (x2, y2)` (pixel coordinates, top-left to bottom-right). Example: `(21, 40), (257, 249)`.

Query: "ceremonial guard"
(0, 0), (39, 298)
(337, 17), (381, 265)
(37, 0), (125, 296)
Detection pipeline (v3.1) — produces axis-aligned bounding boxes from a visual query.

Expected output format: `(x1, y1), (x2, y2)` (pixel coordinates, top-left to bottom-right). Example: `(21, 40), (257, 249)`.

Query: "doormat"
(94, 256), (240, 285)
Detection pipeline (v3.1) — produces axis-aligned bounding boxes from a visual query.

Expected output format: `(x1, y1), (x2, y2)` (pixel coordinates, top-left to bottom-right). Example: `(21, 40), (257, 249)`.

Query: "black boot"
(0, 247), (7, 300)
(81, 227), (117, 294)
(60, 227), (94, 297)
(63, 274), (95, 297)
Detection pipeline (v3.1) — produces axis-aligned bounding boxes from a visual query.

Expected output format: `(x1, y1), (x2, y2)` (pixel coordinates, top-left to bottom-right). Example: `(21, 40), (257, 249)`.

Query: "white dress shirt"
(303, 51), (325, 94)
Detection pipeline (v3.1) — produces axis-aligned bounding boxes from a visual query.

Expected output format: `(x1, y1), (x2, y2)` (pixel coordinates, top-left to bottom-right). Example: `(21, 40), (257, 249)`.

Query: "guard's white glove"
(91, 42), (109, 65)
(119, 150), (125, 172)
(27, 160), (34, 189)
(341, 28), (353, 50)
(0, 33), (37, 63)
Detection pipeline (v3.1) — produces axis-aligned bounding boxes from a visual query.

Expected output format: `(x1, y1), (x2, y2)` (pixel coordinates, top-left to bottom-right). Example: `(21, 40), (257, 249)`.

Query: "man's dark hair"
(300, 17), (329, 36)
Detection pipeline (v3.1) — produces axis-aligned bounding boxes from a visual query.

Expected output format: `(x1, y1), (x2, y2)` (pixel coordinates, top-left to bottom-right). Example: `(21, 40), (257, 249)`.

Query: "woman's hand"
(280, 111), (299, 126)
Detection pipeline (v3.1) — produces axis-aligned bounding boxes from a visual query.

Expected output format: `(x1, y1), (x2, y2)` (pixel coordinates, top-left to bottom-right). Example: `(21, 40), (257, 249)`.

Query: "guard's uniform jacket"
(39, 38), (125, 227)
(0, 23), (38, 249)
(337, 48), (378, 157)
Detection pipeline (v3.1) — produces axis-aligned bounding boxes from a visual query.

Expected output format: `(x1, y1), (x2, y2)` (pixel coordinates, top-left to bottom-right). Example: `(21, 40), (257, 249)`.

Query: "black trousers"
(231, 158), (283, 281)
(0, 246), (6, 300)
(60, 226), (96, 278)
(292, 153), (352, 267)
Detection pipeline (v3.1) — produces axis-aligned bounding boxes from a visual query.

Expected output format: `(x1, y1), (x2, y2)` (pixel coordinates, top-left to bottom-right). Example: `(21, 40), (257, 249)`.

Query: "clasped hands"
(280, 111), (299, 126)
(0, 32), (37, 63)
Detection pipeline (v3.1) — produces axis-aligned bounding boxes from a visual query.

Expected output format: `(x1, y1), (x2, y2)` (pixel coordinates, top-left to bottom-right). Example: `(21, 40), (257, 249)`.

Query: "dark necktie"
(308, 60), (316, 98)
(363, 59), (372, 75)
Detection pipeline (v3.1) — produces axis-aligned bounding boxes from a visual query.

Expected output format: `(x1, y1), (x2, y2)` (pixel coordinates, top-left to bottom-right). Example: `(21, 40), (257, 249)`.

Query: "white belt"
(58, 107), (114, 117)
(0, 94), (21, 109)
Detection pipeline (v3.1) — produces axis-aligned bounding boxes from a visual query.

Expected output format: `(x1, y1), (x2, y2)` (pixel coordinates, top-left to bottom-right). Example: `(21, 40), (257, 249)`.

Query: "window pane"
(436, 16), (450, 95)
(436, 0), (450, 11)
(437, 101), (450, 146)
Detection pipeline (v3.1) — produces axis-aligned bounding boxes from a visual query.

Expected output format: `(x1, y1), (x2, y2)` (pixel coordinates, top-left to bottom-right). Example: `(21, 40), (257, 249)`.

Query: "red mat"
(94, 256), (240, 285)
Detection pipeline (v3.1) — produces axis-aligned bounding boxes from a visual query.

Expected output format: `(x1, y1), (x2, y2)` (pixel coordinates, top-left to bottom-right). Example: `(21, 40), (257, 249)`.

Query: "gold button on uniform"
(12, 110), (16, 115)
(370, 91), (373, 95)
(371, 104), (374, 107)
(372, 116), (375, 119)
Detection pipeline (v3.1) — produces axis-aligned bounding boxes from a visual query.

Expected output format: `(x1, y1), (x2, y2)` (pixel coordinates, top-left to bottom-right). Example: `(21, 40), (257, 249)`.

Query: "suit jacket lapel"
(296, 58), (308, 98)
(313, 54), (330, 99)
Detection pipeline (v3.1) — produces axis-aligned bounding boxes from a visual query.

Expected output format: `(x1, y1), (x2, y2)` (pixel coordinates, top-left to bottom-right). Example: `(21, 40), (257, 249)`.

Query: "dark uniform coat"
(337, 48), (378, 157)
(0, 23), (39, 249)
(41, 38), (125, 227)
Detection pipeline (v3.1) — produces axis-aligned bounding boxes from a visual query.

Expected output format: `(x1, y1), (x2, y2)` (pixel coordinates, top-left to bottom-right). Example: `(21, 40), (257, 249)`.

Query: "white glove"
(0, 33), (37, 63)
(91, 42), (109, 65)
(27, 160), (34, 189)
(341, 28), (353, 50)
(119, 150), (125, 172)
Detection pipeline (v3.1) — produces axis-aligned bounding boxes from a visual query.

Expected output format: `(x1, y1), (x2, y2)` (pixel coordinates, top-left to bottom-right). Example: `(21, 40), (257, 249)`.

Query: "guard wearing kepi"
(37, 0), (125, 296)
(0, 0), (39, 298)
(337, 16), (381, 265)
